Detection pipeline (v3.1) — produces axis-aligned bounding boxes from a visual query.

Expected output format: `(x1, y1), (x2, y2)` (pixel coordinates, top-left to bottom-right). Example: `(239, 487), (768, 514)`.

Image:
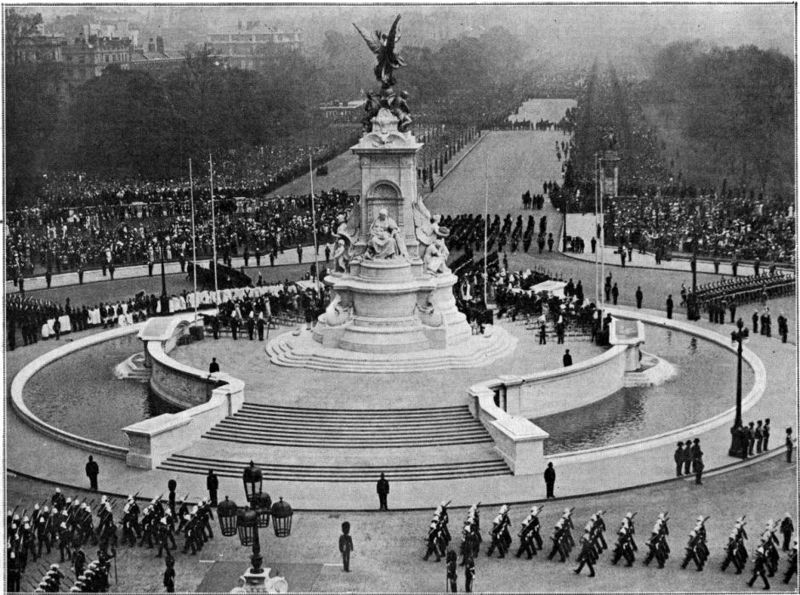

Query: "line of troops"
(423, 502), (797, 591)
(7, 487), (216, 592)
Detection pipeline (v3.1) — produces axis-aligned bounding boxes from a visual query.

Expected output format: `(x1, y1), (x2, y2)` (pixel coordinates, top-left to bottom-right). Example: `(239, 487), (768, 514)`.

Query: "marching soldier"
(723, 530), (745, 574)
(487, 505), (510, 558)
(681, 529), (705, 571)
(748, 542), (771, 589)
(516, 508), (538, 559)
(548, 518), (569, 562)
(643, 514), (669, 568)
(573, 530), (597, 577)
(156, 517), (172, 558)
(611, 525), (636, 566)
(590, 511), (607, 553)
(424, 519), (442, 562)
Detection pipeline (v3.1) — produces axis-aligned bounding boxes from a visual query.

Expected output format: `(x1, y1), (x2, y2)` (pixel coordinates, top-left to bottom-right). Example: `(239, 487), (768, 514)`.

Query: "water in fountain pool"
(535, 325), (756, 455)
(23, 335), (179, 447)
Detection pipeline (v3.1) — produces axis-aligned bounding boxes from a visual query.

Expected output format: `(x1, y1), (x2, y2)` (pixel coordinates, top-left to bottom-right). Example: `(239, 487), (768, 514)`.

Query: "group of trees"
(645, 42), (793, 196)
(567, 42), (794, 200)
(6, 9), (538, 201)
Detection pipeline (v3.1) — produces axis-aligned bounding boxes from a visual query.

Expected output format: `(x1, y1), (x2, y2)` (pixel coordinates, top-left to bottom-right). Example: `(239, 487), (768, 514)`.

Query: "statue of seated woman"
(364, 208), (407, 260)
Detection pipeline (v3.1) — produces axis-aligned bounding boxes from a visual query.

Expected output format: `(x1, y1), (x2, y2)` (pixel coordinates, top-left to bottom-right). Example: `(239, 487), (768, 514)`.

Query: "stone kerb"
(10, 324), (142, 460)
(545, 307), (767, 466)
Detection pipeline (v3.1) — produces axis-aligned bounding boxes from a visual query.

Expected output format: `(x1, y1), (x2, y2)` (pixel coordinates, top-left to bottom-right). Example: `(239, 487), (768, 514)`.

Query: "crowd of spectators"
(606, 192), (795, 263)
(6, 187), (357, 281)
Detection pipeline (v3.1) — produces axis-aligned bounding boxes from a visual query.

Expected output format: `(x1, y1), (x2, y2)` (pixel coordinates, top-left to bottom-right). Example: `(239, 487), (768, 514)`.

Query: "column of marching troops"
(6, 487), (217, 593)
(422, 502), (797, 591)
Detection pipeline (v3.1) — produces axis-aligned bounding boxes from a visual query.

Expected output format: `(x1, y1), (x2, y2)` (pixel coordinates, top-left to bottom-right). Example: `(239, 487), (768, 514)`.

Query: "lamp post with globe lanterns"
(217, 461), (294, 593)
(728, 318), (749, 458)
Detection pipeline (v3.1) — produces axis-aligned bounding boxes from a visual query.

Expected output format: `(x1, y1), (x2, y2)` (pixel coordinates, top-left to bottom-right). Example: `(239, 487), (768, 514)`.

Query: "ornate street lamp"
(728, 318), (749, 458)
(270, 497), (293, 538)
(253, 493), (272, 528)
(242, 460), (263, 503)
(217, 466), (293, 592)
(217, 496), (239, 537)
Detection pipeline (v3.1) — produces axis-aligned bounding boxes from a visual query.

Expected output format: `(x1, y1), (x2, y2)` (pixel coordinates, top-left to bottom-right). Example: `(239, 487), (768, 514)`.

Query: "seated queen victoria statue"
(364, 208), (408, 260)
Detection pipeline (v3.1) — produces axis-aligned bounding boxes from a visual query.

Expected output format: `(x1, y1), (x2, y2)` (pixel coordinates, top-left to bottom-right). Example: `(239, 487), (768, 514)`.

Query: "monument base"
(267, 325), (517, 373)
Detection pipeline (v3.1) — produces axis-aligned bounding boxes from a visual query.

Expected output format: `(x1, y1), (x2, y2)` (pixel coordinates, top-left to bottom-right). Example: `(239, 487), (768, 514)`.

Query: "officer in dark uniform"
(257, 315), (266, 341)
(674, 442), (684, 476)
(666, 295), (674, 319)
(446, 549), (458, 592)
(163, 553), (176, 592)
(206, 470), (219, 506)
(463, 555), (475, 592)
(376, 473), (389, 511)
(543, 462), (556, 498)
(635, 286), (643, 309)
(85, 456), (99, 491)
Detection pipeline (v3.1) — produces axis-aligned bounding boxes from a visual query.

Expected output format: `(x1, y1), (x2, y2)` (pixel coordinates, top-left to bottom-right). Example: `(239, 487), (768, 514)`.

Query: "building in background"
(207, 20), (301, 70)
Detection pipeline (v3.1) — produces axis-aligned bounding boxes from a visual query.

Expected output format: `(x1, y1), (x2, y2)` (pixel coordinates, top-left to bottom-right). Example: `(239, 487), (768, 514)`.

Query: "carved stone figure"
(423, 227), (450, 275)
(365, 208), (407, 260)
(323, 291), (353, 326)
(353, 15), (406, 89)
(412, 199), (441, 257)
(332, 235), (352, 274)
(416, 293), (443, 327)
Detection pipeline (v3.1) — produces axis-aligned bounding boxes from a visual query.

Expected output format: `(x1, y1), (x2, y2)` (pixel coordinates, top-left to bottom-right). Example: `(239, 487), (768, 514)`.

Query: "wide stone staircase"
(157, 404), (511, 482)
(204, 403), (493, 448)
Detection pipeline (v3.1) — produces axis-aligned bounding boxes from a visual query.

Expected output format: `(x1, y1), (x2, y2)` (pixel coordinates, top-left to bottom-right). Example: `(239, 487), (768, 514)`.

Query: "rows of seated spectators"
(606, 191), (795, 263)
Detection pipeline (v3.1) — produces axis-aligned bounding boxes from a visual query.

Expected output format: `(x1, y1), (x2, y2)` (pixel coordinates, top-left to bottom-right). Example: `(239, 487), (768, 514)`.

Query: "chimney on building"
(147, 38), (155, 52)
(156, 36), (164, 54)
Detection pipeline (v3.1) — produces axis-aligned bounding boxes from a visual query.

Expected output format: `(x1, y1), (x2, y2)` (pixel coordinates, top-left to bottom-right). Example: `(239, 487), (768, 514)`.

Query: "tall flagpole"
(189, 158), (198, 324)
(209, 153), (219, 306)
(309, 153), (320, 294)
(483, 152), (489, 305)
(599, 155), (605, 315)
(594, 153), (599, 308)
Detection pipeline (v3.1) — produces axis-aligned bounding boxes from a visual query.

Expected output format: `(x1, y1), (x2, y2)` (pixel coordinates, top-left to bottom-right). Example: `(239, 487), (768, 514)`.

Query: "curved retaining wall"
(10, 325), (142, 460)
(471, 308), (766, 472)
(124, 314), (245, 469)
(551, 307), (766, 465)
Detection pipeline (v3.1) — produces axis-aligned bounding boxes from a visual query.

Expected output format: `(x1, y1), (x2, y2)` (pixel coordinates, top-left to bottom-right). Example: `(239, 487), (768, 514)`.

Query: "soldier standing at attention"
(666, 295), (674, 319)
(339, 522), (354, 572)
(786, 428), (794, 463)
(544, 462), (556, 499)
(85, 456), (99, 491)
(163, 553), (176, 592)
(376, 473), (390, 511)
(206, 470), (219, 507)
(446, 549), (458, 592)
(463, 555), (475, 592)
(672, 441), (684, 476)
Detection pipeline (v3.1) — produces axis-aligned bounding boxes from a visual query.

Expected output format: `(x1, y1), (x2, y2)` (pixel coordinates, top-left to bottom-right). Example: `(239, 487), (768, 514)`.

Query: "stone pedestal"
(312, 108), (473, 355)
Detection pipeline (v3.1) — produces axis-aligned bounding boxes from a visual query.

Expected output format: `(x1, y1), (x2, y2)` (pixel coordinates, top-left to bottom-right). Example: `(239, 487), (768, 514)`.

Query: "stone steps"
(203, 404), (493, 448)
(157, 453), (511, 482)
(266, 326), (517, 373)
(113, 352), (150, 382)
